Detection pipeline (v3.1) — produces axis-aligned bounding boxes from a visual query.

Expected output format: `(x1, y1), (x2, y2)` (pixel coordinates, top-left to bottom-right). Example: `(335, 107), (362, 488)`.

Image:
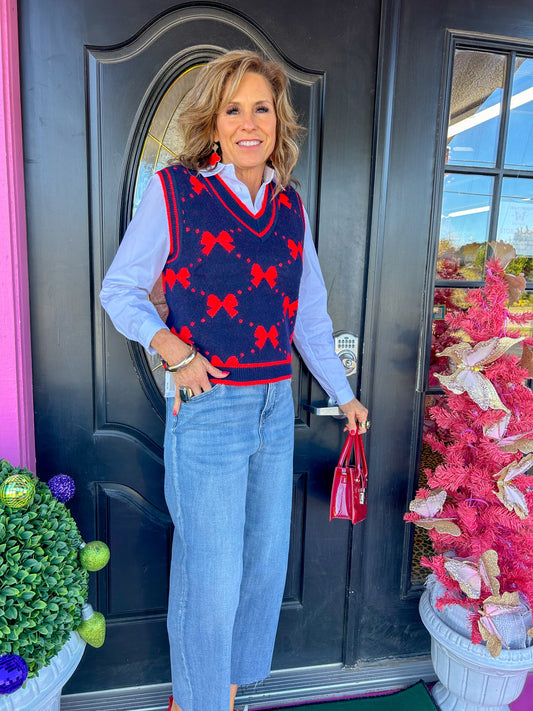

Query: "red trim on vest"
(158, 171), (180, 263)
(215, 174), (270, 218)
(207, 179), (276, 237)
(210, 374), (292, 386)
(211, 355), (291, 368)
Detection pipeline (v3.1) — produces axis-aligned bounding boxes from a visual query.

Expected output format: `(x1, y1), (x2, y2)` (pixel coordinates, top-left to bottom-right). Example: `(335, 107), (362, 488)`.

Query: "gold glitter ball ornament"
(0, 474), (36, 509)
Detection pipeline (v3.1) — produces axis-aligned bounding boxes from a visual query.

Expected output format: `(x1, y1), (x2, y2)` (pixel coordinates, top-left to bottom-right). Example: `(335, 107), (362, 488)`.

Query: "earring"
(209, 142), (221, 167)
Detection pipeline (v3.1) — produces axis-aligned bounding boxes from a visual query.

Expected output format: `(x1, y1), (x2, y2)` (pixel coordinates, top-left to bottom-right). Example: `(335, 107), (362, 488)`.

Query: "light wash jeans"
(164, 380), (295, 711)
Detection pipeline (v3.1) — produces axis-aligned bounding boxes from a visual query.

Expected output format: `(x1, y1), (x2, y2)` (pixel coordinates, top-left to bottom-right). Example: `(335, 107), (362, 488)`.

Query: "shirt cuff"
(138, 320), (169, 355)
(335, 384), (356, 406)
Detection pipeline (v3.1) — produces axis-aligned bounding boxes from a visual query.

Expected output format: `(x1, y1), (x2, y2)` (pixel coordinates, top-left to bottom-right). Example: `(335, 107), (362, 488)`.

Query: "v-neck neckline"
(205, 175), (277, 239)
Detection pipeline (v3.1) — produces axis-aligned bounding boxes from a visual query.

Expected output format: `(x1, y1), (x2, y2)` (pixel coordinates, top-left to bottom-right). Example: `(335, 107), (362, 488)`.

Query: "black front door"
(20, 0), (380, 696)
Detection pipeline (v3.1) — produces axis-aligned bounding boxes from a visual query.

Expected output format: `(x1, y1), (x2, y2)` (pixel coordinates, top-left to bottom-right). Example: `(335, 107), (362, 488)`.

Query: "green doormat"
(268, 682), (437, 711)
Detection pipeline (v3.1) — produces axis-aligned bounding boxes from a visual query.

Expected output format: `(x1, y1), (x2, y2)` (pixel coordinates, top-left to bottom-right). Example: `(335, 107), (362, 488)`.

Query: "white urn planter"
(0, 633), (85, 711)
(419, 588), (533, 711)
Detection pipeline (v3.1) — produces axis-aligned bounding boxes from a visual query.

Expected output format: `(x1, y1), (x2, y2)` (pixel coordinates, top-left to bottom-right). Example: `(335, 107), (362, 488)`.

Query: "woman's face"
(214, 72), (277, 184)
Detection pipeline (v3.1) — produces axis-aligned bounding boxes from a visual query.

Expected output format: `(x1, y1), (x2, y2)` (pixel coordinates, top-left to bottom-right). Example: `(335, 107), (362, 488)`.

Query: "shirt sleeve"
(99, 175), (170, 354)
(292, 209), (355, 406)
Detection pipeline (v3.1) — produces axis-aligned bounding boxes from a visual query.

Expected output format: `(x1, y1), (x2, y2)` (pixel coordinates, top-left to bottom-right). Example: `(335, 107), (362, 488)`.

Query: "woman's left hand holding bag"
(150, 328), (229, 415)
(339, 397), (370, 434)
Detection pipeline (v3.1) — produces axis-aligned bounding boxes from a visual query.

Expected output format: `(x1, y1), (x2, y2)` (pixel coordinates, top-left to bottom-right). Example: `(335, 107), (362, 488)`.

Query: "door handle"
(303, 331), (359, 417)
(303, 398), (343, 417)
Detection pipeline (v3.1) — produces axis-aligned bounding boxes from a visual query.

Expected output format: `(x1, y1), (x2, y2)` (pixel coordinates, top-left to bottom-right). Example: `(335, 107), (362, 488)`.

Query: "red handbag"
(330, 427), (368, 524)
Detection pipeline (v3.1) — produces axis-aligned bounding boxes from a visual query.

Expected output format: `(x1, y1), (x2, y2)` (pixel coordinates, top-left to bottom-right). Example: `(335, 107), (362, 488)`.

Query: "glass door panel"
(505, 58), (533, 170)
(438, 173), (493, 280)
(497, 177), (533, 260)
(447, 50), (506, 168)
(430, 288), (471, 386)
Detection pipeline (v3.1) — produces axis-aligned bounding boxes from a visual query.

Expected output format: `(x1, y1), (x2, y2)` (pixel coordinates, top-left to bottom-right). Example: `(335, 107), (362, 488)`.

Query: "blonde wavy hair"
(177, 50), (304, 194)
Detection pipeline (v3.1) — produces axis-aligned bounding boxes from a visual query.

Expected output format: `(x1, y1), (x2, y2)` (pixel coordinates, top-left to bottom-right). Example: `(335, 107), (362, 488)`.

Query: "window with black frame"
(411, 46), (533, 586)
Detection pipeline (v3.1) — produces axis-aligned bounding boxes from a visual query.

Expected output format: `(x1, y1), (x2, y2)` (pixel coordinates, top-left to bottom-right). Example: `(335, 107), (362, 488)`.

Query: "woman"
(100, 50), (368, 711)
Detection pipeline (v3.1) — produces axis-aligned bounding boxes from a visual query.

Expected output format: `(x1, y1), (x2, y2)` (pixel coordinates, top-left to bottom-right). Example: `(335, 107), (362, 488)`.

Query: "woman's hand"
(150, 328), (229, 415)
(170, 353), (229, 414)
(338, 397), (369, 434)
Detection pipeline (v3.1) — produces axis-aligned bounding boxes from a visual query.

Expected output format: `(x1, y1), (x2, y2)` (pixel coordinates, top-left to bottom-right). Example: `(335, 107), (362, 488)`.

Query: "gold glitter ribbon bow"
(435, 337), (524, 414)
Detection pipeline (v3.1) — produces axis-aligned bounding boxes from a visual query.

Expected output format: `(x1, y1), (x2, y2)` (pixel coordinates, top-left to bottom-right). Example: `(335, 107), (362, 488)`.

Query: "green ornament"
(0, 474), (36, 509)
(79, 540), (110, 571)
(78, 604), (106, 648)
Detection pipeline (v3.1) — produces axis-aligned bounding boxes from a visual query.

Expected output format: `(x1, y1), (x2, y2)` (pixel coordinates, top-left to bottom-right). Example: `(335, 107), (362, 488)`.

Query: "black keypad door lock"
(333, 331), (358, 377)
(303, 331), (359, 417)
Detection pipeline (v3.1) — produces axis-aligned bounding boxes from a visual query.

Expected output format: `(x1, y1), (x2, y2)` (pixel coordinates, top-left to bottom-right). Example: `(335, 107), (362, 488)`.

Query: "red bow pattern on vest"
(206, 294), (239, 318)
(201, 230), (235, 255)
(190, 175), (207, 195)
(211, 355), (241, 367)
(163, 267), (191, 290)
(251, 264), (278, 288)
(279, 193), (292, 209)
(283, 297), (298, 318)
(288, 239), (303, 260)
(255, 325), (279, 349)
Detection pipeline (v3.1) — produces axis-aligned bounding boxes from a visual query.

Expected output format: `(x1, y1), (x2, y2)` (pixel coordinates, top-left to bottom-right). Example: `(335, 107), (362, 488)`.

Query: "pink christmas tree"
(405, 244), (533, 656)
(429, 257), (465, 387)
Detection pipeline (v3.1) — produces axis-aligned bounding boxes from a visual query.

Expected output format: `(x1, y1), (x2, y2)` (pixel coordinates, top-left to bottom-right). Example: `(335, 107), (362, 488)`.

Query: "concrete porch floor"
(59, 660), (533, 710)
(60, 658), (435, 710)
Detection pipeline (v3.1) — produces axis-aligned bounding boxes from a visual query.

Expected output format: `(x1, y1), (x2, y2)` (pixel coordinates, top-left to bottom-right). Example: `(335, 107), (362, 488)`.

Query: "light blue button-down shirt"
(100, 163), (355, 405)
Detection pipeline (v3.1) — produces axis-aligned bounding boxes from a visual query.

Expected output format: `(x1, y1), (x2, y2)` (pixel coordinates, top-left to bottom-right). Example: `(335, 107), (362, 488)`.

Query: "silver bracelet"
(165, 345), (197, 372)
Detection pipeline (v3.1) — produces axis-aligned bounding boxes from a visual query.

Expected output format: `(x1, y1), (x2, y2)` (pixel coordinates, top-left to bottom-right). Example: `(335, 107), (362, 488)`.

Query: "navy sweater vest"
(157, 166), (305, 386)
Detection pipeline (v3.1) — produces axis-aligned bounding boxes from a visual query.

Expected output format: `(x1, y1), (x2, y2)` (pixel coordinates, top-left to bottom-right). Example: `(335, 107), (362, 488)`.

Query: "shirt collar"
(199, 162), (276, 186)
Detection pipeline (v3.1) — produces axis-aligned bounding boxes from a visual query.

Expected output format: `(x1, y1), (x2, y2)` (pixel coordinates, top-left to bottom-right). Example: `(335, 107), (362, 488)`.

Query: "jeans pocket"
(185, 383), (223, 404)
(168, 385), (224, 434)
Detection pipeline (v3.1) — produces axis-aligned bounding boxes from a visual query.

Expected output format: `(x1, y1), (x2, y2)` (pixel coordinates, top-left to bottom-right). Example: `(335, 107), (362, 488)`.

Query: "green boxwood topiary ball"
(0, 460), (89, 677)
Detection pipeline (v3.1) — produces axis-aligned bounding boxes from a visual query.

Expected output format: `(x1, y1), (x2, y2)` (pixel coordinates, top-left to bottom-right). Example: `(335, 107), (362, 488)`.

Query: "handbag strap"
(354, 427), (368, 485)
(337, 433), (355, 467)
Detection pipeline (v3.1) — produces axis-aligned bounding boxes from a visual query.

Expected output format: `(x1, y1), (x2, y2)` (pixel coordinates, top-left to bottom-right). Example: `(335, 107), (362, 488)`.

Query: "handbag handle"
(337, 432), (355, 468)
(338, 424), (369, 473)
(353, 427), (368, 485)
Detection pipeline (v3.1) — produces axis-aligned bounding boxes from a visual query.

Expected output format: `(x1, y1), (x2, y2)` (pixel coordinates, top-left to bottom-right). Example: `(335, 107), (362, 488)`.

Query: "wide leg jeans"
(164, 380), (295, 711)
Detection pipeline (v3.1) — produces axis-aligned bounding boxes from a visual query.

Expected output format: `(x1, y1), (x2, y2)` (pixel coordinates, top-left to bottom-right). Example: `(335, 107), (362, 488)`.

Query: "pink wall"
(511, 674), (533, 710)
(0, 0), (35, 470)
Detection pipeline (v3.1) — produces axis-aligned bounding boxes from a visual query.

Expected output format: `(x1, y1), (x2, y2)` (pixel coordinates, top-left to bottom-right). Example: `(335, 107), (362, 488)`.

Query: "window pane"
(149, 77), (191, 142)
(509, 292), (533, 338)
(505, 58), (533, 170)
(497, 177), (533, 261)
(438, 173), (493, 280)
(447, 50), (506, 168)
(429, 288), (533, 388)
(430, 288), (470, 387)
(133, 136), (160, 215)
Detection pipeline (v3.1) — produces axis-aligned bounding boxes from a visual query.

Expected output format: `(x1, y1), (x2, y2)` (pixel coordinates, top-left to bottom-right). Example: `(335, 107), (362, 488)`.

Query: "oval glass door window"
(133, 66), (201, 396)
(133, 66), (201, 214)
